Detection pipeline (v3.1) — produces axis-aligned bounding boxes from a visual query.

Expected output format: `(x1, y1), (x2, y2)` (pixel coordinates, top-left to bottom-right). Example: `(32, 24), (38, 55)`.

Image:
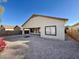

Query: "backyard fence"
(67, 29), (79, 41)
(0, 31), (22, 36)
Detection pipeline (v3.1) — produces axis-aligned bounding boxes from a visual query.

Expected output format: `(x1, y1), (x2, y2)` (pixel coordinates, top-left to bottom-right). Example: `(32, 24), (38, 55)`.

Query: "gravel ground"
(1, 35), (79, 59)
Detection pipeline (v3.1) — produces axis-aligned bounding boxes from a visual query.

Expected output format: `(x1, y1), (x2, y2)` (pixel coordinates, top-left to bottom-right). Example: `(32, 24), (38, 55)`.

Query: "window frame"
(45, 25), (57, 36)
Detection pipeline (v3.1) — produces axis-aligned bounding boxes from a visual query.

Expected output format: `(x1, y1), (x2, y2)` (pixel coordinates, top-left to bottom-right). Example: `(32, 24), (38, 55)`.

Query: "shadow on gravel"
(3, 35), (29, 42)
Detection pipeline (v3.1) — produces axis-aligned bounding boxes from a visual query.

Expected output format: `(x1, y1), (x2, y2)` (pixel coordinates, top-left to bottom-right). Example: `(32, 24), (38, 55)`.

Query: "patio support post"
(29, 28), (31, 34)
(22, 28), (24, 35)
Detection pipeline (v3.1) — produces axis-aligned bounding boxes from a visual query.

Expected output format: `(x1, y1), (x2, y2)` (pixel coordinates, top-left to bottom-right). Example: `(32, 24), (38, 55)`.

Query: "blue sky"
(0, 0), (79, 26)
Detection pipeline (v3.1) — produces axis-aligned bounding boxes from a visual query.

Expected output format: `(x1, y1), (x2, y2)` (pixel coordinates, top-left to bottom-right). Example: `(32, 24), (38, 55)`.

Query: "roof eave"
(22, 14), (68, 27)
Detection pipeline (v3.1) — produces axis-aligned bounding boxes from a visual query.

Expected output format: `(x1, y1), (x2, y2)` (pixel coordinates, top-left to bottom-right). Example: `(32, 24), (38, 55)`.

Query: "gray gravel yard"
(1, 35), (79, 59)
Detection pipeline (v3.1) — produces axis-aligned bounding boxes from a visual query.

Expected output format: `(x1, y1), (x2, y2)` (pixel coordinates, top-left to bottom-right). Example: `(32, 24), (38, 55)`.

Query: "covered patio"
(23, 27), (40, 35)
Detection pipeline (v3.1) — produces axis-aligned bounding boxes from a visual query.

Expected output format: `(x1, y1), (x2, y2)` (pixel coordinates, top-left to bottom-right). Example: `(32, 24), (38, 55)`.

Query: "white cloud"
(0, 0), (8, 3)
(3, 0), (8, 2)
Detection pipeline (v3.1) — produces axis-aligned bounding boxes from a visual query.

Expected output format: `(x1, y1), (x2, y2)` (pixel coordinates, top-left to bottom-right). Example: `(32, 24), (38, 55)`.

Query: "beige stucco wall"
(72, 25), (79, 30)
(23, 16), (66, 40)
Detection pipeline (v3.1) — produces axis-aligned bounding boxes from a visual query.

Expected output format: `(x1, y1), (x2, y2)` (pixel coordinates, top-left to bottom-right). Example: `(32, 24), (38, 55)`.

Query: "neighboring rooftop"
(0, 25), (21, 29)
(3, 25), (14, 29)
(72, 22), (79, 27)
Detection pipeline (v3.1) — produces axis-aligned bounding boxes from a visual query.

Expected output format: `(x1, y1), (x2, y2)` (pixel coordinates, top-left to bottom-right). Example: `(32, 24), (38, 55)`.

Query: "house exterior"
(4, 25), (14, 31)
(22, 14), (68, 40)
(66, 23), (79, 41)
(67, 23), (79, 34)
(72, 23), (79, 31)
(65, 26), (72, 33)
(0, 25), (21, 31)
(14, 25), (21, 31)
(0, 25), (22, 36)
(0, 25), (5, 31)
(0, 25), (14, 31)
(14, 25), (22, 35)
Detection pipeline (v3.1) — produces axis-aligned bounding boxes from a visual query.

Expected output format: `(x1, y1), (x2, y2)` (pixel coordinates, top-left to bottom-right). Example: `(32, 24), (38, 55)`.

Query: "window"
(45, 26), (56, 36)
